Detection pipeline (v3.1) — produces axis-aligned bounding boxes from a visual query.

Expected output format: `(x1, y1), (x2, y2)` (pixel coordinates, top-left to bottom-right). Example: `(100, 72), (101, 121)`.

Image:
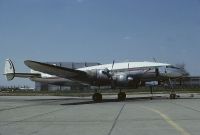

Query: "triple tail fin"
(4, 59), (15, 80)
(4, 59), (41, 81)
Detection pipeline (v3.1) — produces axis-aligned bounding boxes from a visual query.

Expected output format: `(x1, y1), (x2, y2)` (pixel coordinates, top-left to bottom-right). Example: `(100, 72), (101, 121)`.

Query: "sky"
(0, 0), (200, 87)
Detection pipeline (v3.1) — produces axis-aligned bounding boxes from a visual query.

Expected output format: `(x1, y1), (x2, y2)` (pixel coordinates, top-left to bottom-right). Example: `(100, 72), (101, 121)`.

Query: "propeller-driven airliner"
(4, 59), (187, 102)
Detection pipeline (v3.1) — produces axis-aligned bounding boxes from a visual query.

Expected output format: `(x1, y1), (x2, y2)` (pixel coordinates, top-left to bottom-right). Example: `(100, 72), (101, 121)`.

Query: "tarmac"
(0, 93), (200, 135)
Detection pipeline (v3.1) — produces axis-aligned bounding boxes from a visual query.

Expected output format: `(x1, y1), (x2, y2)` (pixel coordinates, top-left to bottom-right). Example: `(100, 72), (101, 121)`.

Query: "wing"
(24, 60), (87, 80)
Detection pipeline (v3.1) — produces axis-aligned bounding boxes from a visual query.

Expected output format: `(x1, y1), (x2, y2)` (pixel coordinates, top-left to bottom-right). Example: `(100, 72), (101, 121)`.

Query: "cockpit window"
(166, 66), (181, 70)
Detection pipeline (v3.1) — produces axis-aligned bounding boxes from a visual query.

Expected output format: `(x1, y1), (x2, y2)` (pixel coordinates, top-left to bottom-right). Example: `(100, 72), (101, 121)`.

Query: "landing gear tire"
(118, 92), (126, 101)
(170, 93), (176, 99)
(92, 93), (102, 102)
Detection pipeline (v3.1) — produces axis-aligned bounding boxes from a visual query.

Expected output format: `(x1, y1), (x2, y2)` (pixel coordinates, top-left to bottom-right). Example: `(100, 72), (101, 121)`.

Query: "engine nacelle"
(86, 69), (109, 80)
(112, 73), (140, 89)
(97, 69), (110, 80)
(115, 74), (129, 83)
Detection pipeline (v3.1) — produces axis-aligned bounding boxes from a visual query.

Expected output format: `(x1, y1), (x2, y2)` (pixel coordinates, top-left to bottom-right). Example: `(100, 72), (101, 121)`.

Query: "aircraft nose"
(170, 66), (188, 77)
(181, 69), (189, 76)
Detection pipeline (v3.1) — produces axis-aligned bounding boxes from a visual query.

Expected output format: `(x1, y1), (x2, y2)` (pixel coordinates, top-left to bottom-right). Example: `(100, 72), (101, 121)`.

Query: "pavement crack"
(108, 103), (125, 135)
(0, 106), (75, 127)
(0, 100), (61, 112)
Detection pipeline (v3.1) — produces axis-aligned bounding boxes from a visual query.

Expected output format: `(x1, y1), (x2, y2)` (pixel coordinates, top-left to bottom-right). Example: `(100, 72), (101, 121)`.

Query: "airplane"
(4, 59), (188, 102)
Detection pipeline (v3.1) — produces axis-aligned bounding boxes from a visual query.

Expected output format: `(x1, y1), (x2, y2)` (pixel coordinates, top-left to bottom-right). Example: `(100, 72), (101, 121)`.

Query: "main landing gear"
(92, 93), (102, 102)
(170, 92), (176, 99)
(118, 91), (126, 101)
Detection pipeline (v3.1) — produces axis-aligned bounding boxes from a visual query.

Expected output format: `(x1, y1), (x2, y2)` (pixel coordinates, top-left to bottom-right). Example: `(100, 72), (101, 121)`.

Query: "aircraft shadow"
(60, 95), (200, 106)
(25, 97), (84, 101)
(60, 96), (168, 106)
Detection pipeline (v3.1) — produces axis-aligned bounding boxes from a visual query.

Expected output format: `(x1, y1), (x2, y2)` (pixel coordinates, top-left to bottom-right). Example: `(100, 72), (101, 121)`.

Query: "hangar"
(172, 76), (200, 88)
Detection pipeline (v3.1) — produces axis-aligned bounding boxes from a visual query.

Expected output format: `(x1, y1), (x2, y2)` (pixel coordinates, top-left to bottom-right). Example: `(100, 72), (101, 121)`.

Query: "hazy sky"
(0, 0), (200, 87)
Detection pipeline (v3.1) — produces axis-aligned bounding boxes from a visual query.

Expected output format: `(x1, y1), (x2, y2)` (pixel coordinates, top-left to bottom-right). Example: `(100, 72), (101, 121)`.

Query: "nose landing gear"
(168, 78), (177, 99)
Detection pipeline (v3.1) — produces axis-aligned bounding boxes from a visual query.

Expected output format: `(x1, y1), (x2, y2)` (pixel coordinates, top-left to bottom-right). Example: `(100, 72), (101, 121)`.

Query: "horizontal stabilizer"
(24, 60), (87, 79)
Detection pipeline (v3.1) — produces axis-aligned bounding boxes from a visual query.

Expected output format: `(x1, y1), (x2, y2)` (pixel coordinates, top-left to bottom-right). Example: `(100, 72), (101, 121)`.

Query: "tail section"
(4, 59), (41, 81)
(4, 59), (15, 81)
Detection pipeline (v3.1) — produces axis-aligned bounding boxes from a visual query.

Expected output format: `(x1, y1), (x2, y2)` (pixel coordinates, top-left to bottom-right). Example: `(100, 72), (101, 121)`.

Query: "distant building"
(173, 76), (200, 88)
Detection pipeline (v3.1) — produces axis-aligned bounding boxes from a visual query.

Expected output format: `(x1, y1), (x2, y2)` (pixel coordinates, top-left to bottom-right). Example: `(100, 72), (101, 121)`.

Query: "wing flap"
(24, 60), (87, 79)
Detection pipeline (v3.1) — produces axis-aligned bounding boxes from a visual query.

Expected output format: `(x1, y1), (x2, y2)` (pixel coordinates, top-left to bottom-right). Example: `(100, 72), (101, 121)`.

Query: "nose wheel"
(92, 93), (102, 102)
(118, 92), (126, 101)
(168, 78), (176, 99)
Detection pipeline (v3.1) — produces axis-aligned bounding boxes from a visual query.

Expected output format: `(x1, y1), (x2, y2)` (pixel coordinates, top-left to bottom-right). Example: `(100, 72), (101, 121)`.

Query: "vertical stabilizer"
(4, 59), (15, 80)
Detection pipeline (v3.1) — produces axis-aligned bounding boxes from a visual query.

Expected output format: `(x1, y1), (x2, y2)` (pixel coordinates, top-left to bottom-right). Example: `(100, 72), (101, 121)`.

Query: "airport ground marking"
(141, 106), (191, 135)
(108, 103), (125, 135)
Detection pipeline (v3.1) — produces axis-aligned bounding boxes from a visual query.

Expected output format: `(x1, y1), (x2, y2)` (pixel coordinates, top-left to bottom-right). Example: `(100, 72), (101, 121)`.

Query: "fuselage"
(78, 61), (170, 71)
(31, 61), (187, 87)
(4, 58), (188, 89)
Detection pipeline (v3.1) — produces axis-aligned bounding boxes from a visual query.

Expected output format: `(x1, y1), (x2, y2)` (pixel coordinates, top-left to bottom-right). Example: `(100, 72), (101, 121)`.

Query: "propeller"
(155, 68), (159, 77)
(152, 58), (159, 77)
(128, 62), (129, 71)
(102, 60), (115, 79)
(112, 60), (115, 70)
(153, 57), (157, 62)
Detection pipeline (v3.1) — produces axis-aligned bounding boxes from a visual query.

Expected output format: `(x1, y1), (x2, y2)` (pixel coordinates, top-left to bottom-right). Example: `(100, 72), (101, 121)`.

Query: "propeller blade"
(112, 60), (115, 70)
(153, 58), (157, 62)
(155, 68), (159, 77)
